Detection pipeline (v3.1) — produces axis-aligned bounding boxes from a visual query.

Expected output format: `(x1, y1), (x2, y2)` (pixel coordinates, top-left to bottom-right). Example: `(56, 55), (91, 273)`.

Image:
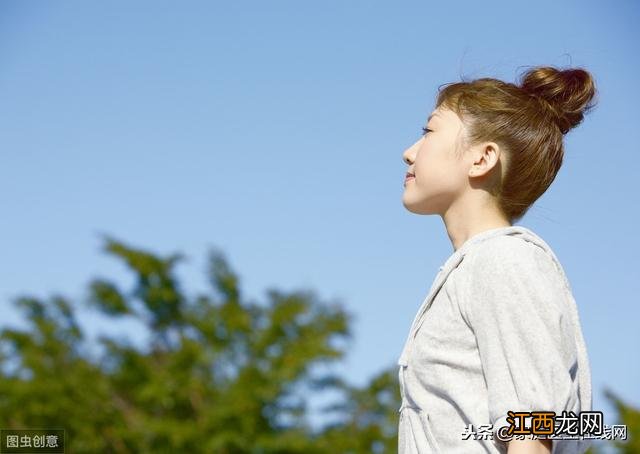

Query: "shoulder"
(456, 235), (567, 321)
(463, 235), (534, 271)
(463, 234), (560, 278)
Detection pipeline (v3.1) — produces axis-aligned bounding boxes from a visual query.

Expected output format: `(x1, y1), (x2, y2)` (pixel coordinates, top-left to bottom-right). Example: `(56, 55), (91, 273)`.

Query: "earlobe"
(469, 162), (486, 178)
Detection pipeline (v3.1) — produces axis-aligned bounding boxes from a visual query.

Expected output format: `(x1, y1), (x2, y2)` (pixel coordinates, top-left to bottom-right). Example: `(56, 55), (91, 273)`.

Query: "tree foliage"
(592, 388), (640, 454)
(0, 237), (401, 453)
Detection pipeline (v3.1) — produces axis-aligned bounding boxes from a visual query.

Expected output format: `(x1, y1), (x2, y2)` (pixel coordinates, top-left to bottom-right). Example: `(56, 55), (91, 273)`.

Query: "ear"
(468, 142), (501, 178)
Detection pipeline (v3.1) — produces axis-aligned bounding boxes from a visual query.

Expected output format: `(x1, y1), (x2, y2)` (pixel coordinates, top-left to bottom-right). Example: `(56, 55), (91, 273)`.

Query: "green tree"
(0, 237), (401, 453)
(592, 389), (640, 454)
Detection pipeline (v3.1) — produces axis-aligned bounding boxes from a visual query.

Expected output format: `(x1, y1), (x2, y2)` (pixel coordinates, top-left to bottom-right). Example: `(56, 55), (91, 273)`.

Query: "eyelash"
(421, 127), (433, 136)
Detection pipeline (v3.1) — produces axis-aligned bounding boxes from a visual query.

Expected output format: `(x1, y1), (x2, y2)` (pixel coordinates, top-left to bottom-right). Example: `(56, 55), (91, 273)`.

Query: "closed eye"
(421, 127), (433, 136)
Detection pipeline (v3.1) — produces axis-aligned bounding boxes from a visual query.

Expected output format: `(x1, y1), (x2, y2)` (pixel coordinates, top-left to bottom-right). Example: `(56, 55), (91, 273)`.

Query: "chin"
(402, 198), (432, 215)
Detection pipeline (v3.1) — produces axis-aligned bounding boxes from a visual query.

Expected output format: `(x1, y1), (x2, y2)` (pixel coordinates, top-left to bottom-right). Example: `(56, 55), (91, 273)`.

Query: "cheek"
(415, 149), (461, 190)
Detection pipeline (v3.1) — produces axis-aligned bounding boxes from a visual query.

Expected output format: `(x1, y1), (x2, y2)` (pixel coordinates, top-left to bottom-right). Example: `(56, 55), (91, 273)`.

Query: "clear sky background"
(1, 0), (638, 432)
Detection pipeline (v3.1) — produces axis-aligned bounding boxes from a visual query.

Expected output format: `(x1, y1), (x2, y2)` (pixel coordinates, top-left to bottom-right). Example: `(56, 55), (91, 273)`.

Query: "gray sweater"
(397, 225), (592, 453)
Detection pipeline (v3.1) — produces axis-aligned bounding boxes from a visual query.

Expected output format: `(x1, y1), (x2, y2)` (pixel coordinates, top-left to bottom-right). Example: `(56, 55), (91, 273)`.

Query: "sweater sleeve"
(459, 238), (580, 448)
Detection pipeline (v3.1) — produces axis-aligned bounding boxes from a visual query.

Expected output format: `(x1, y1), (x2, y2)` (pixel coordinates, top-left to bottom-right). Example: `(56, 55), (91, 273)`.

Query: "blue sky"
(1, 0), (638, 433)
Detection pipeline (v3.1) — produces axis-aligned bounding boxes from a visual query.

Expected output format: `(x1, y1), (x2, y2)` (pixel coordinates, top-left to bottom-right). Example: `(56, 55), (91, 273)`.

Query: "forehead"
(427, 110), (443, 124)
(428, 108), (458, 124)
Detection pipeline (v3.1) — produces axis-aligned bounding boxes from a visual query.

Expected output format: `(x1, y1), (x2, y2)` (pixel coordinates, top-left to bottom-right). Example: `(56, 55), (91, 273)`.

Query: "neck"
(441, 194), (512, 251)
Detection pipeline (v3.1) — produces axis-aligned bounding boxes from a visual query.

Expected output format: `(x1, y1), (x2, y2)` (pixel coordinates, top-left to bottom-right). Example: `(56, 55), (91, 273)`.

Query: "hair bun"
(519, 66), (597, 134)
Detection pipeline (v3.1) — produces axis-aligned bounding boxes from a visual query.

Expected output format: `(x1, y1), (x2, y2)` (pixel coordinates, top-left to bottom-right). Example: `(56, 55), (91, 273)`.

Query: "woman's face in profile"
(402, 106), (470, 215)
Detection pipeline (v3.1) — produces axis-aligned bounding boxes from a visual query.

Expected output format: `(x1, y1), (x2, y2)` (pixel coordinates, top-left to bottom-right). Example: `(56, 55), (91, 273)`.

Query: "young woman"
(397, 66), (597, 454)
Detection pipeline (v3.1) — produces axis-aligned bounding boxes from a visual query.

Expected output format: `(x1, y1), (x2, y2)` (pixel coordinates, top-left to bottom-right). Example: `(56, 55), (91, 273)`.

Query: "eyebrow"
(427, 112), (440, 123)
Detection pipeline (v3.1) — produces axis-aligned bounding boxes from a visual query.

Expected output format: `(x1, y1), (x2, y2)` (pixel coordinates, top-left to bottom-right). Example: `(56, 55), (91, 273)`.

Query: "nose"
(403, 141), (417, 165)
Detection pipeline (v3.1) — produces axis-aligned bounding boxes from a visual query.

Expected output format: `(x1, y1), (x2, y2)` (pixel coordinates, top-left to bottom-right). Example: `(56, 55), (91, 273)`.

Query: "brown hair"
(435, 65), (598, 223)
